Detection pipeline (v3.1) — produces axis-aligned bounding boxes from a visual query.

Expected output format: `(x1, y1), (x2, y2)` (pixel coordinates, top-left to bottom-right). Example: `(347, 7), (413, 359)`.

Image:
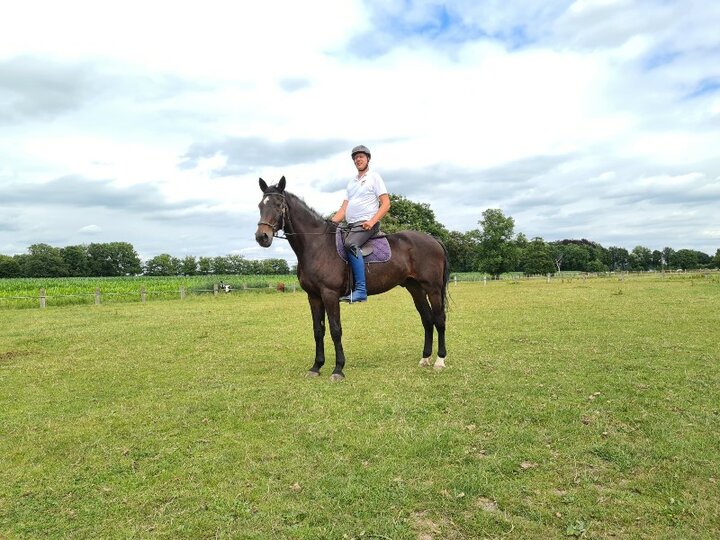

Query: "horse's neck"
(285, 198), (333, 258)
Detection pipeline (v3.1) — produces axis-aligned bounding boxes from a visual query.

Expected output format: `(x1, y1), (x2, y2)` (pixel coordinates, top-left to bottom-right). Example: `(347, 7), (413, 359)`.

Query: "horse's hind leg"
(406, 281), (434, 367)
(427, 289), (447, 370)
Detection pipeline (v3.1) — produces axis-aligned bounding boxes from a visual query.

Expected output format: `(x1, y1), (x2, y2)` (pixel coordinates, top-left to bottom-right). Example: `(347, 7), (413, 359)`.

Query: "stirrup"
(340, 291), (367, 303)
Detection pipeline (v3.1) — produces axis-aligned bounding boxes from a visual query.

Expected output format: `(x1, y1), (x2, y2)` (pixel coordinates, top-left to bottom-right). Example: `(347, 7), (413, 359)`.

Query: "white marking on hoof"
(434, 357), (446, 370)
(419, 357), (432, 367)
(330, 373), (345, 382)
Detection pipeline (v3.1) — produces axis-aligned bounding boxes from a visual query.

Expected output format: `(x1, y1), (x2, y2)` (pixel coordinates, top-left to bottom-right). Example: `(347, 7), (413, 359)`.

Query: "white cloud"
(78, 224), (102, 235)
(1, 0), (719, 262)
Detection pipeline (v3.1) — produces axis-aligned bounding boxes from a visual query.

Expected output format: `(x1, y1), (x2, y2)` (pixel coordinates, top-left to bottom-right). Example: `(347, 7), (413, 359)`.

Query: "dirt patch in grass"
(410, 511), (465, 540)
(0, 350), (29, 364)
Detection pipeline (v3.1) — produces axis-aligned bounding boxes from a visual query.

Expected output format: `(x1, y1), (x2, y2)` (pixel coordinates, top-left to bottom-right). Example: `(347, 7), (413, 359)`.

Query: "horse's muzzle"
(255, 226), (273, 247)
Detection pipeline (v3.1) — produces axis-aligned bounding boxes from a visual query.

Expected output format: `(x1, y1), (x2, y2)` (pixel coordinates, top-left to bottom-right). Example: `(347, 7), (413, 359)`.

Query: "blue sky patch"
(686, 77), (720, 99)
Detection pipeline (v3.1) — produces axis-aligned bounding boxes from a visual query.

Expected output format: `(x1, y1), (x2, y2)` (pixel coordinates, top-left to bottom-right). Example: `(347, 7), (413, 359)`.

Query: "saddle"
(335, 228), (391, 264)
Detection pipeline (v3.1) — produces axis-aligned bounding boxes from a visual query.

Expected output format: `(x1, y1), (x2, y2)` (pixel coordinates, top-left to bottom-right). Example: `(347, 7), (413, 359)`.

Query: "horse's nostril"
(256, 231), (270, 245)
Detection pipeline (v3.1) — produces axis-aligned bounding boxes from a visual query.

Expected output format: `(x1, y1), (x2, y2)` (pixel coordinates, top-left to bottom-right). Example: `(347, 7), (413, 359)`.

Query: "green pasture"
(1, 276), (719, 539)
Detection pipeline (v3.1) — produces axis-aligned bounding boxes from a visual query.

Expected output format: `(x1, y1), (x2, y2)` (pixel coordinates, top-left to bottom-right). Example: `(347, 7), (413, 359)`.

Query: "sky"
(1, 0), (719, 265)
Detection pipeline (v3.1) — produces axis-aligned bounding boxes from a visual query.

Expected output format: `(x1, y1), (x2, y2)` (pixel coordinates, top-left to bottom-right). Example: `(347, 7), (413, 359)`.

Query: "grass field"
(1, 276), (719, 538)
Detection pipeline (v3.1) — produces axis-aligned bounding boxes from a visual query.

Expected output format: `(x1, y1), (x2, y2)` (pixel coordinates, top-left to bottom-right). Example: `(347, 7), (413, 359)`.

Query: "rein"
(257, 191), (354, 241)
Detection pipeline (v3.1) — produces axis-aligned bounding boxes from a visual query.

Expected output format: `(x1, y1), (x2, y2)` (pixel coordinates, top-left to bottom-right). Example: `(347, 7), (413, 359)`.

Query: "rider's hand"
(361, 221), (374, 230)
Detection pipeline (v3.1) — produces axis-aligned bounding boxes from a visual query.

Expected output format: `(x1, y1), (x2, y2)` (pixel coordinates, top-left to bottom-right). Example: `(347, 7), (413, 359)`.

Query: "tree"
(520, 237), (555, 275)
(714, 249), (720, 269)
(651, 250), (663, 270)
(586, 259), (608, 272)
(198, 257), (213, 275)
(630, 245), (652, 271)
(180, 256), (198, 276)
(607, 246), (630, 271)
(22, 244), (69, 277)
(670, 249), (699, 270)
(695, 250), (712, 268)
(212, 256), (230, 275)
(661, 247), (675, 270)
(225, 254), (248, 274)
(381, 194), (448, 239)
(259, 258), (290, 274)
(109, 242), (142, 275)
(144, 254), (181, 276)
(61, 245), (90, 276)
(513, 232), (529, 272)
(245, 260), (263, 275)
(476, 209), (518, 278)
(87, 242), (141, 276)
(549, 242), (591, 272)
(445, 230), (479, 272)
(0, 255), (21, 278)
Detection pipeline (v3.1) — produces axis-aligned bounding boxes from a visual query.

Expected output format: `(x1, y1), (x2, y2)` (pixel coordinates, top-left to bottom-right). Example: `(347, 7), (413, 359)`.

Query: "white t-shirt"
(345, 170), (388, 223)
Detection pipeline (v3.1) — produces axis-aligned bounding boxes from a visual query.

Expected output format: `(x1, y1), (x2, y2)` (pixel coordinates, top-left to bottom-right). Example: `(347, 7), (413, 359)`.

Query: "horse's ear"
(259, 178), (268, 192)
(278, 176), (286, 192)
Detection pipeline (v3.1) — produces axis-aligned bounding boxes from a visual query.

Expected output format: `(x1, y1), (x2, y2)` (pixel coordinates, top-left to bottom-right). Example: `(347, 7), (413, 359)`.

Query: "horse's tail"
(436, 237), (450, 314)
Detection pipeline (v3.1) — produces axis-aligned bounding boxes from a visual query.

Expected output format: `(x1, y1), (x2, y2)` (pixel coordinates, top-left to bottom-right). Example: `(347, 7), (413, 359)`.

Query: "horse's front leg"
(322, 291), (346, 381)
(307, 294), (326, 377)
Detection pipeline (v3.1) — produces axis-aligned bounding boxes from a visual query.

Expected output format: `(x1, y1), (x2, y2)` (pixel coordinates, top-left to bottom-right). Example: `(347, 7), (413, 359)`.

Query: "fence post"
(454, 276), (457, 286)
(39, 288), (46, 309)
(180, 286), (186, 300)
(483, 276), (487, 286)
(547, 273), (551, 283)
(140, 287), (147, 303)
(95, 288), (101, 305)
(213, 284), (218, 296)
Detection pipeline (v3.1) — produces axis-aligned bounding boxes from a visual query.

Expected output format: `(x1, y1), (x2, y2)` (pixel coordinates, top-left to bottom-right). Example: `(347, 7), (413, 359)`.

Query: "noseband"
(257, 192), (288, 236)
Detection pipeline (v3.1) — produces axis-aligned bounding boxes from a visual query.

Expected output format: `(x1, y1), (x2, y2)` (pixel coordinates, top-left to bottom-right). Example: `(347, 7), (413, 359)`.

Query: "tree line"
(1, 194), (718, 279)
(0, 242), (290, 278)
(381, 195), (720, 276)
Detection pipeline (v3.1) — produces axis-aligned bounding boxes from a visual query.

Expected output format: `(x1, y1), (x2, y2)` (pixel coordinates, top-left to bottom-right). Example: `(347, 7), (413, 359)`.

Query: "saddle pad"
(335, 228), (391, 264)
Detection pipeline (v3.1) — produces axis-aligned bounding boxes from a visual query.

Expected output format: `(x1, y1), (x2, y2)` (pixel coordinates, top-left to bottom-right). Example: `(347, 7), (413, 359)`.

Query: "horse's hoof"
(306, 370), (320, 378)
(419, 357), (432, 367)
(330, 373), (345, 382)
(434, 357), (446, 371)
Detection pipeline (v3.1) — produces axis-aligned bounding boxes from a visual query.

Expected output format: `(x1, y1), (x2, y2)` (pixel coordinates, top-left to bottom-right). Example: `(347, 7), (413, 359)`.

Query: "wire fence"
(450, 269), (719, 284)
(2, 270), (717, 310)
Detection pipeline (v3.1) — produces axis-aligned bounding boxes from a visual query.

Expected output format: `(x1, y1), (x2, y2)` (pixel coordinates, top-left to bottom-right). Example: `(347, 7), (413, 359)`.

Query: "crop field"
(1, 275), (719, 538)
(0, 275), (300, 309)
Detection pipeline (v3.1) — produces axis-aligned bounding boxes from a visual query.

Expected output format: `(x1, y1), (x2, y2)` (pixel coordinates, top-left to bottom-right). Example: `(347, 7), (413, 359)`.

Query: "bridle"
(257, 192), (288, 239)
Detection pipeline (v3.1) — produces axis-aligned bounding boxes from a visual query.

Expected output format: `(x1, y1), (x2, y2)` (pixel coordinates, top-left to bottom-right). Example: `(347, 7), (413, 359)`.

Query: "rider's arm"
(331, 200), (348, 223)
(365, 194), (390, 227)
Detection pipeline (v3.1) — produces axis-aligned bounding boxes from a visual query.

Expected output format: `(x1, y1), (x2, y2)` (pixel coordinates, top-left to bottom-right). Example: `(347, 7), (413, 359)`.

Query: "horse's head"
(255, 176), (287, 247)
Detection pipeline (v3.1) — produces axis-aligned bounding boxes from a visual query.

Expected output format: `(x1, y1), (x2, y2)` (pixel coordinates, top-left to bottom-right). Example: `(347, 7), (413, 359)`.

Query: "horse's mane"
(284, 190), (328, 227)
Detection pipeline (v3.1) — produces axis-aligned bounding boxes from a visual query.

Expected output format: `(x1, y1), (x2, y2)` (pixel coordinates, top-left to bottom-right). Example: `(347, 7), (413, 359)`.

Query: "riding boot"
(340, 249), (367, 303)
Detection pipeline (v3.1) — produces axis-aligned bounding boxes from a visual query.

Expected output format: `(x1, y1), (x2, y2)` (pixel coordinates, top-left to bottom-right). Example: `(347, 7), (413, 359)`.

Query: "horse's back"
(385, 230), (447, 282)
(387, 230), (445, 254)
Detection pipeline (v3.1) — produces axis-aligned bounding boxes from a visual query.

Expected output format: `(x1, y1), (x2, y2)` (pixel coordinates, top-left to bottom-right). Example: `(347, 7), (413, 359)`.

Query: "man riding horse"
(330, 145), (391, 303)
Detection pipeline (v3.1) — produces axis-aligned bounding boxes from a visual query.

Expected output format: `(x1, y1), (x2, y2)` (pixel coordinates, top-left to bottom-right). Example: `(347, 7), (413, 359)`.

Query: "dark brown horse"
(255, 176), (449, 381)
